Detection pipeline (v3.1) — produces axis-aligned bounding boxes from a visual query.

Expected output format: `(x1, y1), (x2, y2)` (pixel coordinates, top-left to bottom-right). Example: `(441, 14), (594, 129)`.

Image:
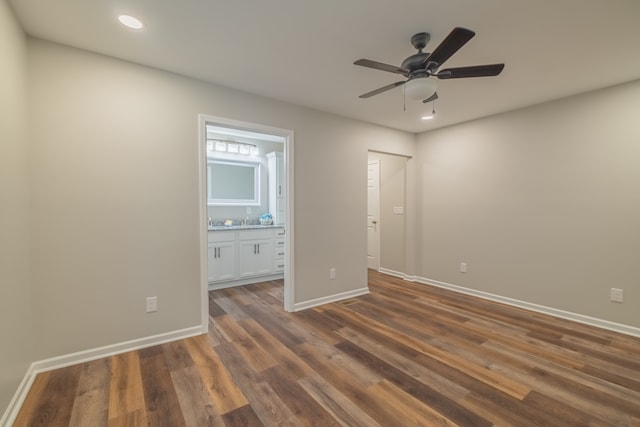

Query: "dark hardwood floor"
(14, 270), (640, 426)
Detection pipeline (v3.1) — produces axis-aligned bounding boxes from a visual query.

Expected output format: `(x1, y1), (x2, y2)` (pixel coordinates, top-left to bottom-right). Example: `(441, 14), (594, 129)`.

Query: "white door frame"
(198, 114), (295, 332)
(367, 159), (380, 270)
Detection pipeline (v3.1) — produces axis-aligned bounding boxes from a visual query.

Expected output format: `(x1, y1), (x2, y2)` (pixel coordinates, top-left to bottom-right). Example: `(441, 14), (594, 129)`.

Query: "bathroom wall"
(206, 139), (283, 223)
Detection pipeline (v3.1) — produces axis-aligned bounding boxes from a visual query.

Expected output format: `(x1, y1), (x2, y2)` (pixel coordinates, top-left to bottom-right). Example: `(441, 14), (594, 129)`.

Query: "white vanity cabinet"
(238, 229), (273, 278)
(207, 232), (237, 282)
(267, 151), (285, 225)
(208, 227), (284, 288)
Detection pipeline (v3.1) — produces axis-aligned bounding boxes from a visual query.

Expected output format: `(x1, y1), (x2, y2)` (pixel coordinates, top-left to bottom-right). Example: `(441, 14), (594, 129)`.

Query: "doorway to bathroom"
(198, 115), (294, 330)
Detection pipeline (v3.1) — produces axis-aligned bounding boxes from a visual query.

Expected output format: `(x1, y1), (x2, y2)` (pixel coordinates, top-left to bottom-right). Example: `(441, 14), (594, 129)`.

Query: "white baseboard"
(293, 287), (370, 311)
(415, 275), (640, 339)
(378, 268), (404, 279)
(0, 325), (203, 427)
(0, 369), (35, 427)
(378, 268), (416, 282)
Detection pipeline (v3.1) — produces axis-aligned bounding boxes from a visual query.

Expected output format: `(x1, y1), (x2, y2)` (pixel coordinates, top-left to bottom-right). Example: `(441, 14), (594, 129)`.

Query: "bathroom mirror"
(207, 160), (260, 206)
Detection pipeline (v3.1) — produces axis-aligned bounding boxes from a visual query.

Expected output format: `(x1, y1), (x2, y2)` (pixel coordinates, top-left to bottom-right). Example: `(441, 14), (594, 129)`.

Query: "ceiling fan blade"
(422, 92), (439, 103)
(354, 59), (409, 77)
(359, 81), (406, 98)
(424, 27), (475, 71)
(437, 63), (505, 79)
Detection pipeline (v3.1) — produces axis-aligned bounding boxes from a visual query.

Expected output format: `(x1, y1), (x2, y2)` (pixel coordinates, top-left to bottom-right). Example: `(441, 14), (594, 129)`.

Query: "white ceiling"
(9, 0), (640, 133)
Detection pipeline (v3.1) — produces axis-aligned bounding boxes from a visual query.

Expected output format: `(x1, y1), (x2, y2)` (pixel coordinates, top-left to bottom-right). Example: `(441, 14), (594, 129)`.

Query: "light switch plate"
(610, 288), (623, 303)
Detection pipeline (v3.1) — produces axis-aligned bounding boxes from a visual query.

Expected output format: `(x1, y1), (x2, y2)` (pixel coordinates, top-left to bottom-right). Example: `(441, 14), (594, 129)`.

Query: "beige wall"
(368, 152), (408, 274)
(27, 38), (415, 360)
(416, 80), (640, 328)
(0, 0), (33, 417)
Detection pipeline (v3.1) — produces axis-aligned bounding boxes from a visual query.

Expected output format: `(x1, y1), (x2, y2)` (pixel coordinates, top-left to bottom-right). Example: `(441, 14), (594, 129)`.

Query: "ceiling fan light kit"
(354, 27), (505, 107)
(405, 78), (437, 100)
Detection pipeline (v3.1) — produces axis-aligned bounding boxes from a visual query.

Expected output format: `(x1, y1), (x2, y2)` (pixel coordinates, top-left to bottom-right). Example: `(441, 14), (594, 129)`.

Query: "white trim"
(0, 326), (202, 427)
(32, 326), (203, 372)
(293, 287), (370, 312)
(197, 115), (209, 333)
(0, 368), (34, 427)
(378, 267), (404, 279)
(378, 268), (416, 283)
(415, 275), (640, 339)
(284, 128), (295, 312)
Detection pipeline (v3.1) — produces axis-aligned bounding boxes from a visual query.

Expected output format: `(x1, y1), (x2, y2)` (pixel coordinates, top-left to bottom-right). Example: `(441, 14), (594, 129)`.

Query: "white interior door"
(367, 159), (380, 270)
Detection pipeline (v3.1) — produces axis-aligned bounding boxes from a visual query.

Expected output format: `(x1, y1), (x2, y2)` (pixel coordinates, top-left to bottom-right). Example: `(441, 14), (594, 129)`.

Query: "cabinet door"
(238, 239), (272, 278)
(238, 240), (258, 278)
(255, 241), (273, 276)
(209, 241), (236, 282)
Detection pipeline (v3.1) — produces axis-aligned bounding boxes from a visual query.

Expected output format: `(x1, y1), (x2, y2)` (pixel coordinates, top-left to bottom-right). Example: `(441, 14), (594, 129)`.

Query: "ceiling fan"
(354, 27), (505, 103)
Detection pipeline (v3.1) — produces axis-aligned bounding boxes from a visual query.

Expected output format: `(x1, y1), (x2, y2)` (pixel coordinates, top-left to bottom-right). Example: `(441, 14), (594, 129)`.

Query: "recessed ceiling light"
(118, 15), (143, 30)
(421, 115), (434, 120)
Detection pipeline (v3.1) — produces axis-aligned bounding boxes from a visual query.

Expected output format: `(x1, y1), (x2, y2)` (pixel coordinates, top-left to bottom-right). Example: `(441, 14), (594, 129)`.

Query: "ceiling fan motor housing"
(403, 32), (433, 79)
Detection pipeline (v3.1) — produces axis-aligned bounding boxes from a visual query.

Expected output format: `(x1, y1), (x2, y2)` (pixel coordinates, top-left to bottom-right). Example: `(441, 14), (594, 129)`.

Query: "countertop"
(208, 224), (284, 231)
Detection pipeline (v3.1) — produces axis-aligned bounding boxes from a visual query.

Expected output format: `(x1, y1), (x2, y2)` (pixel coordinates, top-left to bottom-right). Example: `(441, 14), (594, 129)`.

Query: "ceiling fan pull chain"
(403, 85), (406, 111)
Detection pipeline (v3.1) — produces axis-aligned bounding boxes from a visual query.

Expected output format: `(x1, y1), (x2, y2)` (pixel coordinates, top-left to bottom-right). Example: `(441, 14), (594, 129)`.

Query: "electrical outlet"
(610, 288), (623, 303)
(146, 296), (158, 312)
(246, 207), (252, 214)
(329, 268), (336, 279)
(460, 262), (467, 273)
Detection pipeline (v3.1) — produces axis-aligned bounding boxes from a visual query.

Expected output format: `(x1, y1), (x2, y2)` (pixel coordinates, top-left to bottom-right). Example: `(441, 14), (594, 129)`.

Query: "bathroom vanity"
(208, 226), (285, 289)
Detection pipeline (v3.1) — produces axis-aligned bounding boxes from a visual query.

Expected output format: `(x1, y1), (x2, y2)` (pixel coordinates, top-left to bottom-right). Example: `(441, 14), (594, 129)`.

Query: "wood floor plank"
(16, 270), (640, 426)
(212, 340), (303, 426)
(221, 404), (264, 427)
(183, 334), (249, 414)
(335, 339), (492, 427)
(238, 317), (314, 379)
(335, 326), (470, 400)
(261, 365), (341, 427)
(68, 357), (111, 427)
(325, 301), (532, 400)
(161, 340), (195, 372)
(15, 364), (82, 427)
(367, 379), (460, 427)
(107, 409), (148, 427)
(169, 365), (224, 427)
(297, 374), (383, 427)
(13, 370), (53, 427)
(138, 346), (187, 427)
(234, 380), (300, 427)
(107, 351), (146, 423)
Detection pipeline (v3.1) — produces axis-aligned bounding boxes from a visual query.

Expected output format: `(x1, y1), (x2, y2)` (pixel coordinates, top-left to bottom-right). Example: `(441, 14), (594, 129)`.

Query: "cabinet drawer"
(208, 230), (236, 243)
(274, 228), (285, 237)
(273, 246), (285, 258)
(238, 229), (273, 240)
(273, 260), (285, 272)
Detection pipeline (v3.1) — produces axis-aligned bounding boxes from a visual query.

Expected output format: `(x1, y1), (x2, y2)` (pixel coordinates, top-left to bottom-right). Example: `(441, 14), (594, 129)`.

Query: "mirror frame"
(207, 159), (261, 206)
